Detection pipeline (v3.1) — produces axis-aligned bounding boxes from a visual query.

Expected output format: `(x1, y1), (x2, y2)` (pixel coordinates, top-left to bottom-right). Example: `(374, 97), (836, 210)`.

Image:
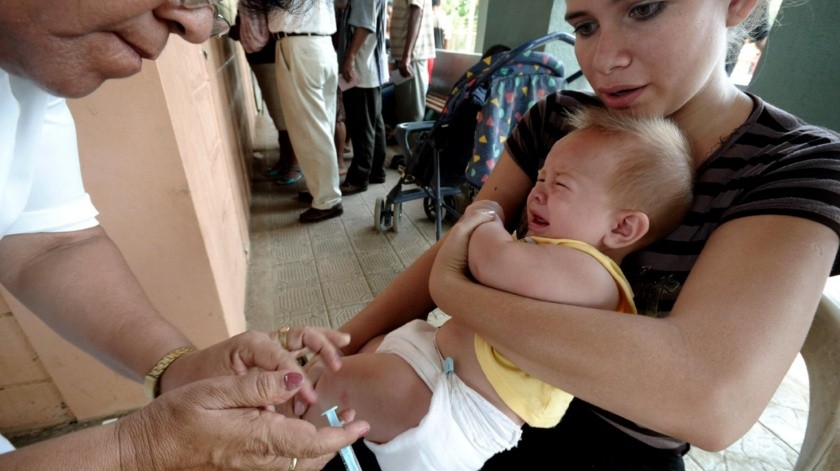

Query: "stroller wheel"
(393, 204), (402, 233)
(423, 196), (458, 223)
(422, 197), (436, 221)
(374, 197), (394, 232)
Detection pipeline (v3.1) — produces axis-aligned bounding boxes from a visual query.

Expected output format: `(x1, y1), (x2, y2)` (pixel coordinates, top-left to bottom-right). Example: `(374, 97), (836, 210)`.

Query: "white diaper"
(364, 320), (521, 471)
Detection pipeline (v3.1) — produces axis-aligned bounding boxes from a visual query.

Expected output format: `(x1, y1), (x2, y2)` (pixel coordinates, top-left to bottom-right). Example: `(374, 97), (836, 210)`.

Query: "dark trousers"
(343, 86), (387, 186)
(323, 399), (687, 470)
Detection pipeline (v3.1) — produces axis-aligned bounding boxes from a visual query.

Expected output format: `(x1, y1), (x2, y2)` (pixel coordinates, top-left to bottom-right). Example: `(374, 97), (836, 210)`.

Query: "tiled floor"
(244, 113), (809, 470)
(244, 152), (443, 335)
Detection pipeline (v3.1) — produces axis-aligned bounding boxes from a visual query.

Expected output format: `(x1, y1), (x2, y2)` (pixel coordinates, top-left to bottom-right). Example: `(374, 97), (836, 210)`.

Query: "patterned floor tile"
(357, 249), (404, 275)
(274, 260), (319, 288)
(276, 284), (325, 315)
(321, 277), (373, 309)
(315, 254), (363, 280)
(312, 236), (355, 259)
(274, 238), (313, 264)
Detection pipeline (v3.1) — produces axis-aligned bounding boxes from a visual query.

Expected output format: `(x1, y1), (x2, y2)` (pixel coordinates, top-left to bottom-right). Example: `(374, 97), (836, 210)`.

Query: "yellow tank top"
(474, 237), (637, 428)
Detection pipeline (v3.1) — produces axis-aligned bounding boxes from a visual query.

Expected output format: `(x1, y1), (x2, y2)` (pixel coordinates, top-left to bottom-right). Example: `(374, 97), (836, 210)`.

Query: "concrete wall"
(0, 35), (258, 435)
(747, 0), (839, 133)
(480, 0), (554, 55)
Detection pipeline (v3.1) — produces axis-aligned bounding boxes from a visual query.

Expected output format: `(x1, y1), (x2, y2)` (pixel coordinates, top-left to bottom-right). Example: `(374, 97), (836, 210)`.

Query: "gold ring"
(277, 326), (291, 350)
(288, 457), (298, 471)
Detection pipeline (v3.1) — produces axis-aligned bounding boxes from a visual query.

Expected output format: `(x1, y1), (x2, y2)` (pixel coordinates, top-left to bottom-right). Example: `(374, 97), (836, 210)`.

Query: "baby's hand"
(463, 200), (505, 222)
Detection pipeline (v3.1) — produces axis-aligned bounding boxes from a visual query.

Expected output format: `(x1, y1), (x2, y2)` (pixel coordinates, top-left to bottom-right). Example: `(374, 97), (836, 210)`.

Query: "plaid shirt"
(389, 0), (436, 61)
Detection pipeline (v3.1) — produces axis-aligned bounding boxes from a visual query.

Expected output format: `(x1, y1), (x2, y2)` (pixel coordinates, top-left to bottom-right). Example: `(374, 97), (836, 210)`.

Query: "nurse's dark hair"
(238, 0), (319, 15)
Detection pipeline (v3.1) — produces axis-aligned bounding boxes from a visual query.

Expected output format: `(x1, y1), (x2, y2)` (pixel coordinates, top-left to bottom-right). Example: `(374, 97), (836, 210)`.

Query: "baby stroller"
(373, 31), (581, 238)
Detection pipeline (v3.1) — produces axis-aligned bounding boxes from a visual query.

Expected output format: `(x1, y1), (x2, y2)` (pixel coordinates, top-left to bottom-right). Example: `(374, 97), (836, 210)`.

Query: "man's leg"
(394, 58), (429, 124)
(252, 61), (299, 179)
(370, 87), (388, 183)
(335, 86), (347, 175)
(274, 37), (341, 213)
(342, 87), (376, 189)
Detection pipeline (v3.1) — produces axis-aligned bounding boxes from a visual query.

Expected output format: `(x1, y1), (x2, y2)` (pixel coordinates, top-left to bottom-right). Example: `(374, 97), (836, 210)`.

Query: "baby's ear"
(604, 210), (649, 249)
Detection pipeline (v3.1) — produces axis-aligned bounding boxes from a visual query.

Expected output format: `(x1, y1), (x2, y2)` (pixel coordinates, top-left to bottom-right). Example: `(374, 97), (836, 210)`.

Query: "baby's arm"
(466, 203), (620, 310)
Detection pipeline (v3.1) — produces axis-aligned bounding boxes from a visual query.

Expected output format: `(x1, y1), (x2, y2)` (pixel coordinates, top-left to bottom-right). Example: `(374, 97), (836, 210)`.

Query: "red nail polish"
(283, 372), (303, 390)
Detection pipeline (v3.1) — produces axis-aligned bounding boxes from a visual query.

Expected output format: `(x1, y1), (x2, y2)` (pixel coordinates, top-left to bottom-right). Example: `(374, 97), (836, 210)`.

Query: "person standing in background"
(268, 0), (345, 223)
(337, 0), (390, 196)
(389, 0), (435, 123)
(385, 0), (393, 56)
(229, 12), (302, 185)
(334, 0), (351, 177)
(431, 0), (449, 50)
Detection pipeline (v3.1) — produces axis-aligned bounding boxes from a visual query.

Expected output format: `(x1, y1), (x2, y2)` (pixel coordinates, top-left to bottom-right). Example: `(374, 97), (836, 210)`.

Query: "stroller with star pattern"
(373, 32), (581, 238)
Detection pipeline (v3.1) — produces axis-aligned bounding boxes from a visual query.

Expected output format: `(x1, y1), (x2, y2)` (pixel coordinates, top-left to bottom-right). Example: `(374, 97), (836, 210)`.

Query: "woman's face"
(565, 0), (737, 117)
(0, 0), (216, 97)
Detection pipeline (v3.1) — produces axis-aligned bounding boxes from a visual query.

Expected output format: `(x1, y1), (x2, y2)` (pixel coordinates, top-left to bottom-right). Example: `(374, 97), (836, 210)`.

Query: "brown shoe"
(299, 204), (343, 223)
(339, 182), (368, 196)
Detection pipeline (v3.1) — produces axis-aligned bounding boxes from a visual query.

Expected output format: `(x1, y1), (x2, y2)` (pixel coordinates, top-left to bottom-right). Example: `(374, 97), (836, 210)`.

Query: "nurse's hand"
(120, 371), (369, 469)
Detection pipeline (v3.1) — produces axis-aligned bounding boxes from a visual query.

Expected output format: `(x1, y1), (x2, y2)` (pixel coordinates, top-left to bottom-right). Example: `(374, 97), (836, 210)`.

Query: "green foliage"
(442, 0), (474, 19)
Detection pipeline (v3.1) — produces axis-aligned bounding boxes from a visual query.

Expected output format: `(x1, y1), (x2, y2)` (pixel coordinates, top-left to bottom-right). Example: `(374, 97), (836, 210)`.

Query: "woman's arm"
(338, 151), (534, 354)
(0, 227), (192, 381)
(0, 227), (350, 401)
(0, 371), (368, 470)
(431, 212), (836, 451)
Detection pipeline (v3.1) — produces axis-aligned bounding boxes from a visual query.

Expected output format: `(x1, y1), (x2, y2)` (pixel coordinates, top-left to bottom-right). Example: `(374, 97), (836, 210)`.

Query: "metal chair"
(793, 293), (840, 470)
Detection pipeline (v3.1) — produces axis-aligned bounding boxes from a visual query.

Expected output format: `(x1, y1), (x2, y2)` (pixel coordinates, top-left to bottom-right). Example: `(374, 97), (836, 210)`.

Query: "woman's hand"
(118, 371), (369, 470)
(463, 200), (505, 222)
(161, 327), (351, 405)
(429, 207), (498, 307)
(271, 326), (350, 373)
(291, 355), (328, 418)
(276, 326), (350, 411)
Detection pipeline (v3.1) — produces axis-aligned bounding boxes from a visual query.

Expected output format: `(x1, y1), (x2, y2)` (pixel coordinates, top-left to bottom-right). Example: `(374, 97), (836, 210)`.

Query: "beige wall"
(0, 36), (258, 435)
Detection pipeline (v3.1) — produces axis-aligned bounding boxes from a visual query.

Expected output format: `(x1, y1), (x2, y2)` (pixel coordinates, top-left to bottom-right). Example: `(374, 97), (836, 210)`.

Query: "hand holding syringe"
(323, 406), (363, 471)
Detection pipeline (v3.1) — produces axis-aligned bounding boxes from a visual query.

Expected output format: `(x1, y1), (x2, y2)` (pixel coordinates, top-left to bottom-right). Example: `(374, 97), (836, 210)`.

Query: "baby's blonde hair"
(565, 107), (695, 245)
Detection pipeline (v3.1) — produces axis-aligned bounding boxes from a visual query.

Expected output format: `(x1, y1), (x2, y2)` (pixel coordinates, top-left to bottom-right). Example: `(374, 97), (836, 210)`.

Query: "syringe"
(322, 406), (363, 471)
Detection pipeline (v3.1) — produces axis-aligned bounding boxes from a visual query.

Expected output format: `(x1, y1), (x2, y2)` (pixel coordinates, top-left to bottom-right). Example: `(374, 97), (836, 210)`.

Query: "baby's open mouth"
(608, 87), (640, 97)
(530, 213), (548, 227)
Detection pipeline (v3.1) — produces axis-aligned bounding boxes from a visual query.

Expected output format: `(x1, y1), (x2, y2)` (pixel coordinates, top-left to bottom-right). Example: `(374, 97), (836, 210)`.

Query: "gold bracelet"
(143, 346), (196, 400)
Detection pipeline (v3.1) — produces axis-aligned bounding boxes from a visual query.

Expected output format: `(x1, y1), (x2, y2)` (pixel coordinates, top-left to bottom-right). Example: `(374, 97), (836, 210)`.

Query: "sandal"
(265, 165), (290, 179)
(274, 170), (302, 186)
